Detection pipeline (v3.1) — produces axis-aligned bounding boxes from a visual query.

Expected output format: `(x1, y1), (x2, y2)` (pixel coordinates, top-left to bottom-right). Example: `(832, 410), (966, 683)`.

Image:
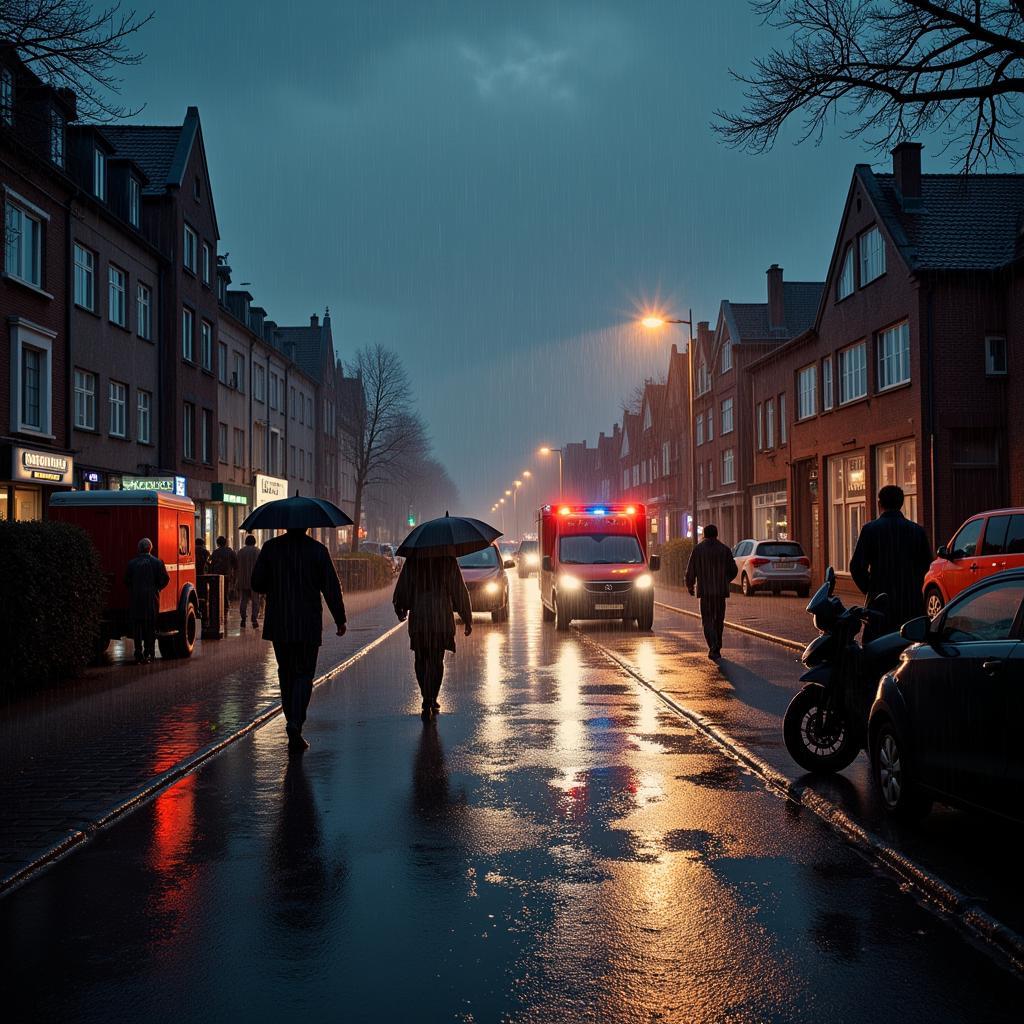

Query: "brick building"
(649, 342), (692, 544)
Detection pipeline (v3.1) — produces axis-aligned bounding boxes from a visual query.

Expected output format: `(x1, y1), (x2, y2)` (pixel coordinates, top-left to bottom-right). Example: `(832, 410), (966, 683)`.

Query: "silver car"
(731, 539), (811, 597)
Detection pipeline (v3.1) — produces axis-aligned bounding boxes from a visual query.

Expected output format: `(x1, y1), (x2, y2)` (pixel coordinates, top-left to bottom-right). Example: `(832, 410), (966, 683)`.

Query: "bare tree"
(1, 0), (153, 121)
(341, 345), (427, 552)
(715, 1), (1024, 170)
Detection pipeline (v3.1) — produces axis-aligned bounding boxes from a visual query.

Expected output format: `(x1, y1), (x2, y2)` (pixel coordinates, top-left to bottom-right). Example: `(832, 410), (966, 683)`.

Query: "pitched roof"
(101, 125), (187, 196)
(860, 168), (1024, 271)
(273, 316), (336, 383)
(723, 281), (824, 343)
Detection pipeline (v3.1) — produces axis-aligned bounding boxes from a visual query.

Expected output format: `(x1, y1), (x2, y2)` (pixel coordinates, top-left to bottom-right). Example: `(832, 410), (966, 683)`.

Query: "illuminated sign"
(212, 484), (250, 506)
(84, 471), (101, 484)
(254, 474), (287, 506)
(123, 475), (187, 496)
(11, 447), (73, 485)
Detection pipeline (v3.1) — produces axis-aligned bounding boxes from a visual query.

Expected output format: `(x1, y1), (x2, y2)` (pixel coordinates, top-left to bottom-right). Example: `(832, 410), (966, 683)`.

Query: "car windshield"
(559, 534), (644, 565)
(757, 542), (803, 558)
(458, 546), (501, 569)
(518, 541), (538, 554)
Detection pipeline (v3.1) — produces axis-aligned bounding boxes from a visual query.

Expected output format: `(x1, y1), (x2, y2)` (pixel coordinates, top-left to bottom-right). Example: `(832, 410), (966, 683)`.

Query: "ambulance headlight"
(526, 553), (540, 566)
(633, 574), (653, 590)
(559, 574), (582, 591)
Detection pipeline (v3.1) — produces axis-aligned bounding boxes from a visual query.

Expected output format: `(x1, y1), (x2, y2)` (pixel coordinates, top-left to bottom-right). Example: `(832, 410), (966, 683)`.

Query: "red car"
(923, 508), (1024, 617)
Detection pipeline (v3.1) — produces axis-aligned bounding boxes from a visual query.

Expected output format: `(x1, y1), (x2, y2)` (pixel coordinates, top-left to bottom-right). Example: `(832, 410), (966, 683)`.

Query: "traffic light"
(407, 513), (416, 527)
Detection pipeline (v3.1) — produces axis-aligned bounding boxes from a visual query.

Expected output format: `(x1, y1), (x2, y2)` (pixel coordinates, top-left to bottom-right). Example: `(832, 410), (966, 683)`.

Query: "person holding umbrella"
(243, 495), (353, 752)
(393, 513), (495, 718)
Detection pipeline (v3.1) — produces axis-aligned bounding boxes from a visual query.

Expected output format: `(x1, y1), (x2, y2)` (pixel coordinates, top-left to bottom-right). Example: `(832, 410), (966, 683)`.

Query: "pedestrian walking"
(236, 533), (262, 629)
(124, 537), (169, 664)
(685, 524), (738, 660)
(208, 535), (238, 604)
(850, 484), (933, 642)
(195, 535), (210, 576)
(393, 556), (473, 718)
(250, 527), (347, 753)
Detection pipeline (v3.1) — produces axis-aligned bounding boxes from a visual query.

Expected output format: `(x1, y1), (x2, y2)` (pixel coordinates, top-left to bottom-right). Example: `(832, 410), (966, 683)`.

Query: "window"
(233, 352), (245, 391)
(308, 451), (314, 484)
(201, 242), (211, 284)
(128, 177), (141, 228)
(290, 386), (296, 419)
(986, 336), (1007, 376)
(178, 524), (191, 558)
(722, 448), (735, 485)
(5, 201), (42, 286)
(233, 427), (244, 467)
(828, 452), (867, 572)
(136, 283), (152, 339)
(93, 148), (106, 201)
(721, 397), (734, 435)
(307, 396), (313, 424)
(218, 341), (228, 383)
(200, 320), (213, 371)
(662, 440), (670, 478)
(696, 412), (704, 446)
(942, 581), (1024, 643)
(981, 515), (1011, 556)
(49, 108), (64, 167)
(137, 390), (151, 443)
(299, 393), (305, 424)
(756, 402), (763, 451)
(779, 393), (787, 444)
(270, 372), (279, 410)
(859, 226), (885, 285)
(822, 356), (834, 411)
(73, 244), (95, 310)
(11, 323), (52, 433)
(1, 67), (13, 126)
(706, 409), (713, 442)
(765, 397), (775, 449)
(183, 224), (197, 272)
(201, 409), (213, 464)
(623, 467), (629, 490)
(108, 381), (127, 437)
(696, 359), (710, 396)
(797, 365), (817, 420)
(218, 421), (228, 463)
(254, 363), (266, 401)
(108, 265), (126, 326)
(877, 321), (910, 390)
(74, 370), (96, 429)
(698, 462), (704, 493)
(298, 448), (305, 478)
(708, 460), (714, 491)
(21, 346), (41, 428)
(949, 517), (983, 560)
(837, 245), (854, 300)
(839, 342), (867, 403)
(183, 402), (195, 460)
(721, 340), (733, 372)
(182, 307), (195, 362)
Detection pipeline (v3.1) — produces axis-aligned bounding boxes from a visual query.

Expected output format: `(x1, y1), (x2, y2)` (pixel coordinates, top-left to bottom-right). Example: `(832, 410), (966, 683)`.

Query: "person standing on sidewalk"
(236, 533), (262, 629)
(685, 524), (738, 660)
(124, 538), (169, 664)
(251, 527), (347, 753)
(850, 484), (932, 642)
(208, 535), (238, 602)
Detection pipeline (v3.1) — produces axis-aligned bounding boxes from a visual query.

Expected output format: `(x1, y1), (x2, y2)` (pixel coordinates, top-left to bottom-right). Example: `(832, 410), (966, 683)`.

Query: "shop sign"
(255, 474), (288, 506)
(123, 474), (187, 496)
(212, 483), (250, 506)
(12, 447), (74, 485)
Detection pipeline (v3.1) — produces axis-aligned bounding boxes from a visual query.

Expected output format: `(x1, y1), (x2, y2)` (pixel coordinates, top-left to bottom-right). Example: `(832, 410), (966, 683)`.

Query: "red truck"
(49, 490), (200, 658)
(538, 502), (660, 631)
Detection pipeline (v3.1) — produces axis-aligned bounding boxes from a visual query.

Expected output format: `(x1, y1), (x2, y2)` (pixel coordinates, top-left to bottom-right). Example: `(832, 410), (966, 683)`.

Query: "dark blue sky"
(118, 0), (935, 516)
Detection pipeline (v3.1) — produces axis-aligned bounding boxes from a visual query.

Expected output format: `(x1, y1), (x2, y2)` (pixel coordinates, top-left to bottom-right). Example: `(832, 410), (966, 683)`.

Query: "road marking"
(655, 599), (806, 652)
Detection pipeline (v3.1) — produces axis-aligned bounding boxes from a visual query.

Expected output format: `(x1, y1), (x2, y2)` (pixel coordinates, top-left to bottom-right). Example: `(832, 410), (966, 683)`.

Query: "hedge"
(0, 520), (105, 694)
(657, 537), (695, 587)
(336, 551), (395, 590)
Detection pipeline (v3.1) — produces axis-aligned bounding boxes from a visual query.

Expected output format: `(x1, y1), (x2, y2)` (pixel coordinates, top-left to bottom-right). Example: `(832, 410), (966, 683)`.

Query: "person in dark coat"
(208, 535), (238, 601)
(250, 527), (347, 752)
(195, 536), (210, 576)
(393, 555), (473, 718)
(850, 485), (933, 642)
(236, 533), (261, 629)
(124, 537), (170, 664)
(685, 524), (739, 660)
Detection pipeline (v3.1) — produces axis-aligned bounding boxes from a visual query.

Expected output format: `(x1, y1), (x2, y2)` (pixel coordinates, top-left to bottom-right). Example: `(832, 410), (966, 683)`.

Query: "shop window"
(828, 452), (866, 573)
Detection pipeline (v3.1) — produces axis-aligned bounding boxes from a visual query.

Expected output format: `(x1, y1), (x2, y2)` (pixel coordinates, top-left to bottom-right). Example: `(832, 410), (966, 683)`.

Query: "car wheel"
(555, 595), (571, 631)
(924, 586), (944, 619)
(741, 573), (753, 597)
(872, 719), (931, 820)
(636, 602), (654, 631)
(542, 599), (555, 623)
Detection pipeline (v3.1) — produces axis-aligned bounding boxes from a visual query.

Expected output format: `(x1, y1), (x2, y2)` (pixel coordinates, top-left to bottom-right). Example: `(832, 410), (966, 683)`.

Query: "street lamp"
(538, 446), (563, 496)
(512, 479), (523, 538)
(642, 309), (696, 541)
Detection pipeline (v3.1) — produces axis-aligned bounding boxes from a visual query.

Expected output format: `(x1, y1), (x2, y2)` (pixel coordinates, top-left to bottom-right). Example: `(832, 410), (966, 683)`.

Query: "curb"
(581, 632), (1024, 978)
(655, 599), (806, 652)
(0, 621), (405, 899)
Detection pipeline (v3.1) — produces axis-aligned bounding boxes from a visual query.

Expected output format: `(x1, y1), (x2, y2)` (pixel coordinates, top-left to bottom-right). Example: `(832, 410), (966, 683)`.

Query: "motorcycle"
(782, 567), (910, 774)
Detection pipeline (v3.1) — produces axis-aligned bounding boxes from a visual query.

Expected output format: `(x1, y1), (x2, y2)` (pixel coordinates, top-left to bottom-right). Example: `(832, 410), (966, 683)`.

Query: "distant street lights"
(538, 446), (563, 496)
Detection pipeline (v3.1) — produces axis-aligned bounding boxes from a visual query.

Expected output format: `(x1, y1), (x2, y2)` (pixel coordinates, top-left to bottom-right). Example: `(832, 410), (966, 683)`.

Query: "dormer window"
(128, 177), (140, 227)
(1, 68), (13, 126)
(49, 108), (65, 167)
(93, 148), (106, 200)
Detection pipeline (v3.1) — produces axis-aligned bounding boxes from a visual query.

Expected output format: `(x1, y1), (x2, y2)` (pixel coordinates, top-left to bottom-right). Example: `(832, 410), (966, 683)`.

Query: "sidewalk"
(0, 585), (397, 891)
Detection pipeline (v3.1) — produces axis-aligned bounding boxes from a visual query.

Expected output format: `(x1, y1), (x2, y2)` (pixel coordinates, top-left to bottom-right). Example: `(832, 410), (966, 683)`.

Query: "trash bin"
(200, 573), (225, 640)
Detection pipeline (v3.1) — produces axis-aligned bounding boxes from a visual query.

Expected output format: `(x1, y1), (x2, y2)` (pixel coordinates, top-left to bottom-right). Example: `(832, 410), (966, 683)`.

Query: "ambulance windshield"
(559, 534), (644, 565)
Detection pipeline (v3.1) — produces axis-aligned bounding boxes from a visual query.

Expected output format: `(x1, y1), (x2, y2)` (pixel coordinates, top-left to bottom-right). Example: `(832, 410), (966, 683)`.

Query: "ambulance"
(537, 502), (660, 630)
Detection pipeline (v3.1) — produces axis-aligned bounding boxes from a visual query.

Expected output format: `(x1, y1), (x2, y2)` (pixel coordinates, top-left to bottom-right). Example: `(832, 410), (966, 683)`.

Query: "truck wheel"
(173, 603), (198, 658)
(636, 602), (654, 631)
(542, 599), (555, 623)
(555, 595), (571, 631)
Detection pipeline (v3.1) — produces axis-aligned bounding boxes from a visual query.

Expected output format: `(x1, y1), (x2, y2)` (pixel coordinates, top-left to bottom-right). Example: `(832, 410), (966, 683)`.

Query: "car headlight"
(633, 573), (653, 590)
(559, 574), (581, 591)
(526, 553), (540, 566)
(484, 581), (500, 594)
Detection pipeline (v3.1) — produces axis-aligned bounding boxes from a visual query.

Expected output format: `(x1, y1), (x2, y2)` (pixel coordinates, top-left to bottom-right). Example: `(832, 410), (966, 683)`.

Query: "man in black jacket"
(125, 537), (170, 664)
(685, 524), (739, 660)
(850, 485), (933, 641)
(251, 527), (347, 752)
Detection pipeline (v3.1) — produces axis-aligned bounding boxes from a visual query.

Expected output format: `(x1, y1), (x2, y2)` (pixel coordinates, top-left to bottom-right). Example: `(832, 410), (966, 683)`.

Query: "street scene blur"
(3, 1), (1024, 1020)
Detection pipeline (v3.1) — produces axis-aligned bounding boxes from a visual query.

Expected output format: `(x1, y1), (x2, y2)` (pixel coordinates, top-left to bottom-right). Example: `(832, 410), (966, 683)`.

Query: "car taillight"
(748, 557), (769, 568)
(796, 557), (810, 567)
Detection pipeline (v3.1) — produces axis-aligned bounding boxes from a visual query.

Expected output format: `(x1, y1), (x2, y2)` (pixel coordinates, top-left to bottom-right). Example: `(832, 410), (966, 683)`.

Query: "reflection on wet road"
(1, 578), (1020, 1022)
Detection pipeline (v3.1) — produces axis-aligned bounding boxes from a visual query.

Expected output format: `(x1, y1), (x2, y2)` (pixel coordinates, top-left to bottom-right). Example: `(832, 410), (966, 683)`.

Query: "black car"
(515, 539), (540, 578)
(868, 568), (1024, 822)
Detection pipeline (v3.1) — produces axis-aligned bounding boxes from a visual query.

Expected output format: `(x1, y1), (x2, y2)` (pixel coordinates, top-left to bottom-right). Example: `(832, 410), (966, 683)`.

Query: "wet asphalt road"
(1, 579), (1021, 1023)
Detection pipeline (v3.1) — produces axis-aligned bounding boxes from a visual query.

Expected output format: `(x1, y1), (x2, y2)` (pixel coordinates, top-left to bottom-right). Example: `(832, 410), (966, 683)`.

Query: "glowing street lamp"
(538, 446), (563, 496)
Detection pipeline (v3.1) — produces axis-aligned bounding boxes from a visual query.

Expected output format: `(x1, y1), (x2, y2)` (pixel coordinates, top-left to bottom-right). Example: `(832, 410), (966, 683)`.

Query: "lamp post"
(641, 310), (695, 541)
(512, 479), (523, 539)
(538, 446), (563, 497)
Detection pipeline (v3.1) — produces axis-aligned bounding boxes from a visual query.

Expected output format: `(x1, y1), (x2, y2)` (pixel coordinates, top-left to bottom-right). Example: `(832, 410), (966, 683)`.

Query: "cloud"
(460, 36), (577, 105)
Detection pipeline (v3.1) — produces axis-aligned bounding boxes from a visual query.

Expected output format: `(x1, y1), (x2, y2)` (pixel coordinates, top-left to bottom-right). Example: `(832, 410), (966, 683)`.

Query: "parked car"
(923, 508), (1024, 618)
(515, 539), (540, 578)
(731, 539), (811, 597)
(868, 568), (1024, 822)
(498, 540), (518, 563)
(457, 543), (514, 622)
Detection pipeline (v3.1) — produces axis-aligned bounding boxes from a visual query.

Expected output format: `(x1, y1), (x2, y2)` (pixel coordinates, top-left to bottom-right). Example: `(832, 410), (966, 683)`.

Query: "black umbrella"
(239, 495), (353, 531)
(396, 512), (501, 558)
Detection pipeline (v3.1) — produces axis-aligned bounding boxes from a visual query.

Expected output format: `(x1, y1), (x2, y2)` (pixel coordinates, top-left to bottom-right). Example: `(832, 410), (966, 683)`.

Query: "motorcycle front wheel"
(783, 685), (860, 774)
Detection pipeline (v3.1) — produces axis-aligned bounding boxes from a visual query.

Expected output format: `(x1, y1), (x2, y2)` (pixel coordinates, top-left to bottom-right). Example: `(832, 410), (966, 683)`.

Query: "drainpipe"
(925, 287), (937, 545)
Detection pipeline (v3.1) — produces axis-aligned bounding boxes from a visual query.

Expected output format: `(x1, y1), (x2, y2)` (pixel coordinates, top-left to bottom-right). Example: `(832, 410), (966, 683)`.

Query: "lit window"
(797, 365), (817, 420)
(837, 245), (854, 299)
(839, 342), (868, 403)
(109, 380), (127, 437)
(73, 244), (95, 310)
(108, 265), (126, 326)
(877, 322), (910, 390)
(859, 227), (885, 285)
(74, 370), (96, 429)
(5, 201), (42, 286)
(986, 336), (1007, 376)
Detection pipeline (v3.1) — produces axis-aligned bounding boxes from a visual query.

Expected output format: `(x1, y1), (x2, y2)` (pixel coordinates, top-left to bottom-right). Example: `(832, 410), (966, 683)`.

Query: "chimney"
(310, 313), (319, 328)
(892, 142), (923, 210)
(767, 264), (784, 330)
